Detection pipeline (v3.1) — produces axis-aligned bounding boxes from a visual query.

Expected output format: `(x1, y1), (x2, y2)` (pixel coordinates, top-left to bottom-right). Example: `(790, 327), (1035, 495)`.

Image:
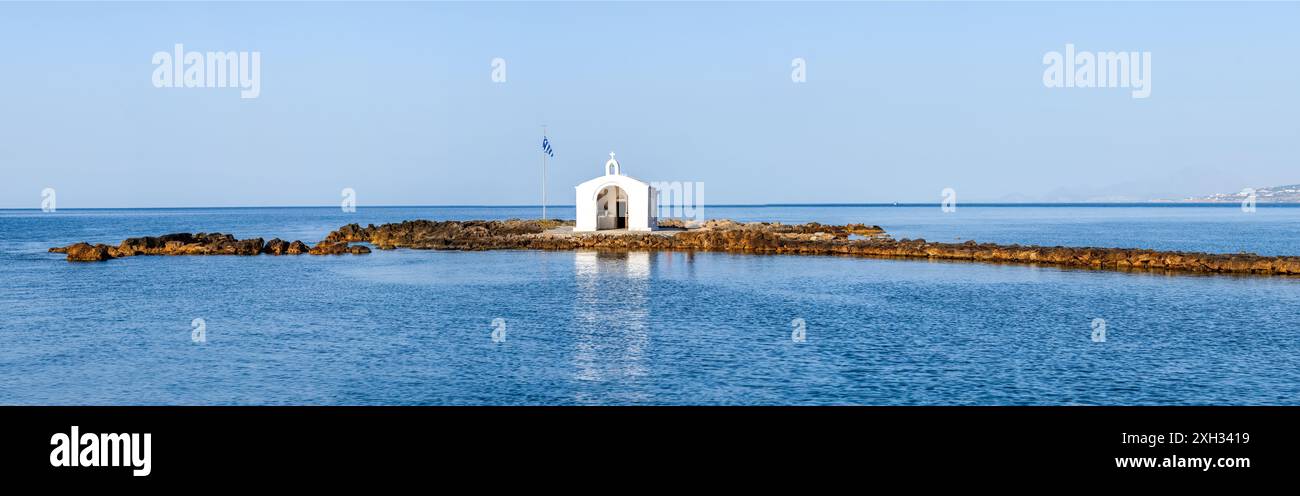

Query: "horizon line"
(4, 201), (1295, 211)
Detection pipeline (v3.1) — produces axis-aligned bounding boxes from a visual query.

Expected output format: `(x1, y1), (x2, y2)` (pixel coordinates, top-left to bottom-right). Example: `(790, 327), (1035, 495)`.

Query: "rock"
(325, 223), (370, 243)
(843, 223), (885, 236)
(54, 233), (303, 261)
(65, 243), (113, 262)
(350, 245), (371, 255)
(286, 241), (311, 255)
(309, 241), (350, 255)
(234, 238), (264, 256)
(700, 219), (741, 230)
(263, 238), (288, 255)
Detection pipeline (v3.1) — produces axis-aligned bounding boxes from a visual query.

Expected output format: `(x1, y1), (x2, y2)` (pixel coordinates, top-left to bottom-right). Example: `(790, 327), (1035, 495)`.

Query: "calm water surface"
(1, 205), (1298, 405)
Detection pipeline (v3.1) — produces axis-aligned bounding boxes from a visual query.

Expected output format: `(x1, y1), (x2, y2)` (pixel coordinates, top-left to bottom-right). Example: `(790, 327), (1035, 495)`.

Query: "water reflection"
(622, 252), (650, 379)
(666, 250), (697, 279)
(571, 251), (652, 400)
(626, 251), (650, 279)
(574, 251), (599, 278)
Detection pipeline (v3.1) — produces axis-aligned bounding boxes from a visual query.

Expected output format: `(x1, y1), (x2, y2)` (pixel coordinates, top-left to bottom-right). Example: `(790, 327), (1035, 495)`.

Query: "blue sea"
(2, 204), (1299, 405)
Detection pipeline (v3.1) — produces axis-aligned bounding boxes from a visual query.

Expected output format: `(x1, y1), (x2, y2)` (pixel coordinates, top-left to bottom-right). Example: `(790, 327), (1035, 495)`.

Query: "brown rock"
(263, 238), (288, 255)
(309, 241), (350, 255)
(233, 238), (264, 256)
(325, 223), (371, 243)
(65, 243), (113, 262)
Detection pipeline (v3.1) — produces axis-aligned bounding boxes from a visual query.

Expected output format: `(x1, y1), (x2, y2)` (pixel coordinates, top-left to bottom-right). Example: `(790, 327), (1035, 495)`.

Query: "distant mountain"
(1176, 184), (1300, 203)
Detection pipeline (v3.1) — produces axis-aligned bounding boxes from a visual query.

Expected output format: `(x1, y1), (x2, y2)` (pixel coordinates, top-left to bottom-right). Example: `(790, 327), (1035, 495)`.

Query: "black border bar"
(2, 406), (1292, 481)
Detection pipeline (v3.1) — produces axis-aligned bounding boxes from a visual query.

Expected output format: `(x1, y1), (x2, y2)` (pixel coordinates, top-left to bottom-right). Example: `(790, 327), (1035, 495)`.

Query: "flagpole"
(541, 125), (547, 220)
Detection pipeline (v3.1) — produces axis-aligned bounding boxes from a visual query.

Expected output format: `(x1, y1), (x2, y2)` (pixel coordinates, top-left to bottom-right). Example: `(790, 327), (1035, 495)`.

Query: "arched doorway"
(596, 185), (627, 230)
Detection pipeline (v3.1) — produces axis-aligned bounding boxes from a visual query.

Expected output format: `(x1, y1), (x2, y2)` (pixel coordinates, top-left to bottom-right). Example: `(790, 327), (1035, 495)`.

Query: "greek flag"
(542, 136), (554, 157)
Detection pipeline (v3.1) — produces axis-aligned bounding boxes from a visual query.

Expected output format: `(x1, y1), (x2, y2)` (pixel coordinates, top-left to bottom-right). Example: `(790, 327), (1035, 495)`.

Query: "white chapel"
(574, 152), (658, 232)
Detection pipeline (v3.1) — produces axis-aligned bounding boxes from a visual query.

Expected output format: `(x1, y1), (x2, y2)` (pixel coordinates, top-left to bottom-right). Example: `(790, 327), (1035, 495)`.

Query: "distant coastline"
(1166, 183), (1300, 203)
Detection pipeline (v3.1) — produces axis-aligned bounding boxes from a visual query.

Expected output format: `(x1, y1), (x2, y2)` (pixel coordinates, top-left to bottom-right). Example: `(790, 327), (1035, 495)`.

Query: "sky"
(1, 1), (1297, 208)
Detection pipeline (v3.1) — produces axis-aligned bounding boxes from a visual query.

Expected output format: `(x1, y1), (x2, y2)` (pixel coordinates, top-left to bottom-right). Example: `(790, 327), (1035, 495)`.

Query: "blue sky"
(1, 1), (1297, 208)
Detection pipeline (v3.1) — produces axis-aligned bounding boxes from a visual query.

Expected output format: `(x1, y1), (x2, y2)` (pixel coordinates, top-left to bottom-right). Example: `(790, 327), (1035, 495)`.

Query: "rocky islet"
(48, 218), (1300, 276)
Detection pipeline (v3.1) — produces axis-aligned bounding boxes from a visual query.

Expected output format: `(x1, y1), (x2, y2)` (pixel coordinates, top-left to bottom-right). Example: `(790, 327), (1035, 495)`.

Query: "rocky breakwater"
(320, 218), (1300, 276)
(49, 233), (369, 262)
(51, 219), (1300, 276)
(324, 219), (576, 250)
